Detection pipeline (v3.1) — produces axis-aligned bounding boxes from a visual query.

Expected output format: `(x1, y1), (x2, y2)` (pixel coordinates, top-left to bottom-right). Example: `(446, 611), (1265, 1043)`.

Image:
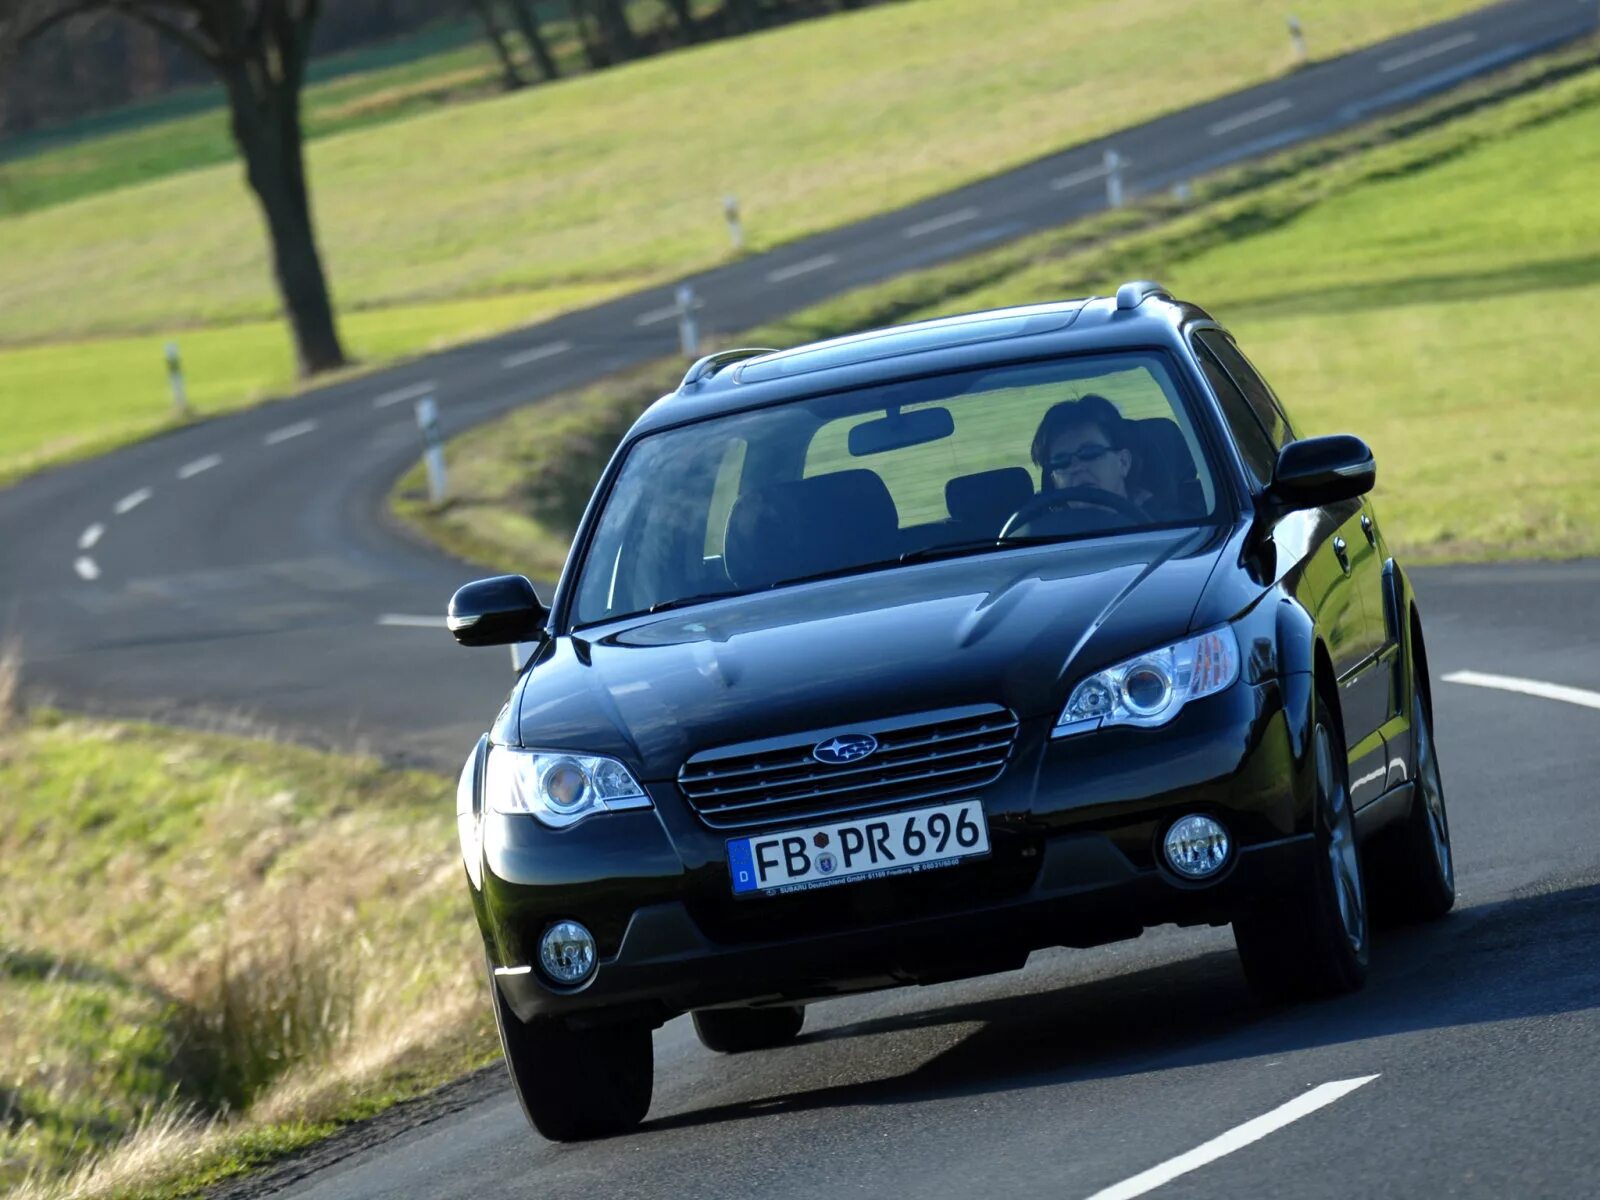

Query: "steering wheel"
(999, 486), (1147, 539)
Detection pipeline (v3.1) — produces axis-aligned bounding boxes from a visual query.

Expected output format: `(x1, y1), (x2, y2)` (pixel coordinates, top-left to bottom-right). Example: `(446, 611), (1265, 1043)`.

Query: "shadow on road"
(642, 878), (1600, 1135)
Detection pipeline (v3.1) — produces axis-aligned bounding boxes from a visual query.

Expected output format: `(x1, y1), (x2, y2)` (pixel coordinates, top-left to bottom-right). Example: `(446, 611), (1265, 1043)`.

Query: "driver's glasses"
(1047, 443), (1114, 476)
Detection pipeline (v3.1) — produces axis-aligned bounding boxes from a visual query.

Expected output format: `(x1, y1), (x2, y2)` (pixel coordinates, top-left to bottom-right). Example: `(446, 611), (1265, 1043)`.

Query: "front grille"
(677, 704), (1019, 829)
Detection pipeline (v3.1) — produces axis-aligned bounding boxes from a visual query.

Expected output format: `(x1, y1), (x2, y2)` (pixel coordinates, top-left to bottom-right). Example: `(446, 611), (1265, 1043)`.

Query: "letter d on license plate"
(727, 801), (988, 896)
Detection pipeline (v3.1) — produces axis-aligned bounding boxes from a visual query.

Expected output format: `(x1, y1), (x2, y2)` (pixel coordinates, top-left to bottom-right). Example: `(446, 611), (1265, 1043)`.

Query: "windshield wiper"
(898, 534), (1080, 565)
(645, 591), (742, 615)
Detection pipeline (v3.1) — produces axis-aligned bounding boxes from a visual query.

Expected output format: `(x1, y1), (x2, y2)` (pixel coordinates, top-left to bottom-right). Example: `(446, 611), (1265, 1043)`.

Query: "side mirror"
(1266, 434), (1375, 511)
(447, 575), (548, 647)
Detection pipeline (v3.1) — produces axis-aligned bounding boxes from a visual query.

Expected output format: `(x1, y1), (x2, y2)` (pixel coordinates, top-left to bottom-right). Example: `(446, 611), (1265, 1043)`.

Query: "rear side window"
(1195, 330), (1294, 449)
(1196, 340), (1276, 486)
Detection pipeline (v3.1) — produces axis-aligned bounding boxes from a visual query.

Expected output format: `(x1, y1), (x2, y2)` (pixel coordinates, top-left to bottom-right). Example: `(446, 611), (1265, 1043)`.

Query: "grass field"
(394, 50), (1600, 575)
(0, 698), (490, 1198)
(0, 0), (1482, 487)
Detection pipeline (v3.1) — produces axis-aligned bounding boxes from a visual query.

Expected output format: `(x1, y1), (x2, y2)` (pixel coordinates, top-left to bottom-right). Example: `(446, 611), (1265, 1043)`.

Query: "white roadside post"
(1104, 149), (1125, 209)
(414, 396), (447, 505)
(676, 283), (702, 358)
(1287, 16), (1307, 65)
(722, 194), (744, 252)
(164, 341), (191, 419)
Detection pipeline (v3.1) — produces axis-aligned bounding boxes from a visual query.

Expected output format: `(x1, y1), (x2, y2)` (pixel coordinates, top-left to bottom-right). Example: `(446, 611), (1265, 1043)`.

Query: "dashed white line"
(77, 523), (104, 551)
(378, 613), (448, 629)
(766, 253), (838, 283)
(1083, 1076), (1381, 1200)
(1380, 31), (1477, 73)
(1050, 162), (1111, 191)
(1443, 670), (1600, 712)
(177, 453), (221, 480)
(73, 555), (100, 582)
(264, 419), (318, 446)
(372, 381), (437, 409)
(501, 340), (571, 369)
(1207, 97), (1294, 137)
(903, 207), (981, 239)
(113, 487), (152, 515)
(634, 304), (681, 327)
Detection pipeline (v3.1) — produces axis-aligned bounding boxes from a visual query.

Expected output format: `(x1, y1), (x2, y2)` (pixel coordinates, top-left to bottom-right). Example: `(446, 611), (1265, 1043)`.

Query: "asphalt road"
(2, 2), (1598, 1196)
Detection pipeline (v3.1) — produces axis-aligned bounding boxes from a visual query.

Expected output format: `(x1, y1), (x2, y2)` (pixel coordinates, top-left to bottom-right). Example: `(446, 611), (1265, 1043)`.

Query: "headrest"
(1130, 418), (1198, 483)
(945, 467), (1034, 525)
(724, 470), (899, 590)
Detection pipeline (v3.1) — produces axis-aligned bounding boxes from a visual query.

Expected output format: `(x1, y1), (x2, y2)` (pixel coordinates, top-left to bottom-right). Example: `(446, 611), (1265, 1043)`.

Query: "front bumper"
(474, 676), (1315, 1026)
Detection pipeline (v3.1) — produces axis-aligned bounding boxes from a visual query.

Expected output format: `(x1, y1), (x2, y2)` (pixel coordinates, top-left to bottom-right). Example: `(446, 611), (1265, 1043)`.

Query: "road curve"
(1, 2), (1598, 1195)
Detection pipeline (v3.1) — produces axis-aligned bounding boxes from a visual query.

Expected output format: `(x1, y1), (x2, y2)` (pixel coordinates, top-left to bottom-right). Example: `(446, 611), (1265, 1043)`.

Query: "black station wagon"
(447, 281), (1455, 1141)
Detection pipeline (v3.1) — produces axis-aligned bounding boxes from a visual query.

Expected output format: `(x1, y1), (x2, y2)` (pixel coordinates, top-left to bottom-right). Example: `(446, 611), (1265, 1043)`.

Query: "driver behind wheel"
(1029, 394), (1159, 524)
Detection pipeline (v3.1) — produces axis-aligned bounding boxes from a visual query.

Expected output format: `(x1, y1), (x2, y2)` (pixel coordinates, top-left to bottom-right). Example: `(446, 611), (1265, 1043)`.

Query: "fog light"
(1163, 814), (1230, 879)
(539, 920), (597, 985)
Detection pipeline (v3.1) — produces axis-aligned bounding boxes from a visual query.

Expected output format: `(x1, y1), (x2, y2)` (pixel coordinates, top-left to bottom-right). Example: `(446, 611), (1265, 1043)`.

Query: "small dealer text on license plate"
(728, 801), (989, 896)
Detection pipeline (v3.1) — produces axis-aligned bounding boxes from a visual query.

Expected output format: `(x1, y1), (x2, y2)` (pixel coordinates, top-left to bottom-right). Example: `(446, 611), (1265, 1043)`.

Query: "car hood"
(516, 525), (1228, 779)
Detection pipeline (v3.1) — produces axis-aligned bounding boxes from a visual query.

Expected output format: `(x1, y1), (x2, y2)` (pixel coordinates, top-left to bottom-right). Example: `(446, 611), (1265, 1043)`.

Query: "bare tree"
(504, 0), (557, 81)
(466, 0), (524, 90)
(0, 0), (347, 376)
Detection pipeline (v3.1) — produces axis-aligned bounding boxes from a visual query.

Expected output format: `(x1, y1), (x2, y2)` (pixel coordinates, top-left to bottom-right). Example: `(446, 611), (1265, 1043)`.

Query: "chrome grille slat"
(681, 734), (1016, 799)
(678, 706), (1020, 828)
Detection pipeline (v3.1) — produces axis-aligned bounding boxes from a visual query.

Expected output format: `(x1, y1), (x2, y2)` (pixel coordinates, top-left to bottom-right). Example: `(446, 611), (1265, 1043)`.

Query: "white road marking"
(73, 555), (100, 582)
(1207, 97), (1294, 137)
(113, 487), (151, 515)
(634, 303), (681, 327)
(264, 419), (317, 446)
(1443, 670), (1600, 712)
(766, 253), (838, 283)
(77, 523), (104, 551)
(1380, 31), (1477, 73)
(372, 381), (436, 409)
(177, 453), (221, 480)
(1083, 1076), (1381, 1200)
(903, 207), (981, 238)
(501, 340), (571, 369)
(1051, 162), (1111, 191)
(378, 613), (448, 629)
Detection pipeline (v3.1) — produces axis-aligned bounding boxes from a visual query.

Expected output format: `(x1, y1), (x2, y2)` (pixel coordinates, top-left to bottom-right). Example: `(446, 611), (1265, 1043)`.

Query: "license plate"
(727, 800), (989, 896)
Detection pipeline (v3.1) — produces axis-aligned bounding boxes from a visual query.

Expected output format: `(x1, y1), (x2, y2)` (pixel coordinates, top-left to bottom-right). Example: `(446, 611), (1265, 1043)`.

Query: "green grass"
(393, 47), (1600, 575)
(0, 706), (494, 1198)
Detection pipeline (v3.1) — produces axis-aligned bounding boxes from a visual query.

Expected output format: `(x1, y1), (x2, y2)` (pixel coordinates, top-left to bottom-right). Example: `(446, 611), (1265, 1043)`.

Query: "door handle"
(1360, 514), (1377, 546)
(1333, 536), (1351, 574)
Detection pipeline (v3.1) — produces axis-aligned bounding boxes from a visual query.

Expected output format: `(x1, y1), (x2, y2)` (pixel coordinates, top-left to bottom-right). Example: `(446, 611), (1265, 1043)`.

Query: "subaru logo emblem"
(813, 733), (878, 765)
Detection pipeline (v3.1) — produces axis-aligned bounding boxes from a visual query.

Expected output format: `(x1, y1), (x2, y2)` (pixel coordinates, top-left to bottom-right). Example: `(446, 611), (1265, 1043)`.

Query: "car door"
(1192, 331), (1392, 807)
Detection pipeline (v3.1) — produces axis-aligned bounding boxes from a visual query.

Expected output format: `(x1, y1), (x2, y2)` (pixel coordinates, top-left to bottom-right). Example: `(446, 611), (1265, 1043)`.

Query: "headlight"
(483, 745), (651, 829)
(1055, 627), (1239, 736)
(456, 747), (483, 888)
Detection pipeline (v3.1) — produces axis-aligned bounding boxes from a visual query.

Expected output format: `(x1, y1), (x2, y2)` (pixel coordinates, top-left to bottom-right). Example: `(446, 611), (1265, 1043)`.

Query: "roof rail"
(1115, 280), (1171, 311)
(679, 347), (778, 389)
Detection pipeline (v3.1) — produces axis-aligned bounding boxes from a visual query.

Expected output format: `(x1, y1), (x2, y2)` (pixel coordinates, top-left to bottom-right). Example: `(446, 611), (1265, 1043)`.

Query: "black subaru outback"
(447, 282), (1455, 1141)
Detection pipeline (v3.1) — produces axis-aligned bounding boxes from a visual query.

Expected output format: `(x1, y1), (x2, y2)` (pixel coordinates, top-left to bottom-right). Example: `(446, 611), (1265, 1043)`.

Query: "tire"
(1368, 686), (1456, 924)
(692, 1005), (805, 1054)
(1234, 690), (1370, 1003)
(488, 962), (652, 1142)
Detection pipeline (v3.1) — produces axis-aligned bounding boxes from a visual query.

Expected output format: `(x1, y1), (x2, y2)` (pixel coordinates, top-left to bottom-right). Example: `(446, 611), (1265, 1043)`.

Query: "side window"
(1195, 340), (1276, 486)
(1195, 330), (1294, 449)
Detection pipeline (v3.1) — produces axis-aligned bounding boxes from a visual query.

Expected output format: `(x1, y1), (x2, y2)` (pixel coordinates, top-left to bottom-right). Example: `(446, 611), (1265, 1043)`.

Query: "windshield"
(569, 352), (1218, 627)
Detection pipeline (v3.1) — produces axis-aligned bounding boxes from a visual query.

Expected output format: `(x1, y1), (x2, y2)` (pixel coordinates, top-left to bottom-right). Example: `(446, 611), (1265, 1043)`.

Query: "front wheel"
(1369, 687), (1456, 924)
(692, 1004), (805, 1053)
(489, 963), (652, 1142)
(1234, 694), (1370, 1003)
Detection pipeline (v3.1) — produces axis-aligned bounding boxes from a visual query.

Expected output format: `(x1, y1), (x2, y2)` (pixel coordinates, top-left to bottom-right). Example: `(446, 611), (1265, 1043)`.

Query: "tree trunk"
(505, 0), (559, 80)
(662, 0), (697, 42)
(469, 0), (526, 90)
(564, 1), (608, 70)
(221, 63), (346, 377)
(594, 0), (640, 62)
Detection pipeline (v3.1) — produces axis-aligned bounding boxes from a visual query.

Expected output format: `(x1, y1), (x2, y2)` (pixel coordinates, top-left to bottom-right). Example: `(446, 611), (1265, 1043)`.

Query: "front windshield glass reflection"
(569, 353), (1218, 627)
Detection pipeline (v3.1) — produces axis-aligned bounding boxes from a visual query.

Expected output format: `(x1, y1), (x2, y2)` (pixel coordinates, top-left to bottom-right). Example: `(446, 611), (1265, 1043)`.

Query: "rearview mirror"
(849, 406), (954, 456)
(447, 575), (548, 647)
(1266, 434), (1375, 511)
